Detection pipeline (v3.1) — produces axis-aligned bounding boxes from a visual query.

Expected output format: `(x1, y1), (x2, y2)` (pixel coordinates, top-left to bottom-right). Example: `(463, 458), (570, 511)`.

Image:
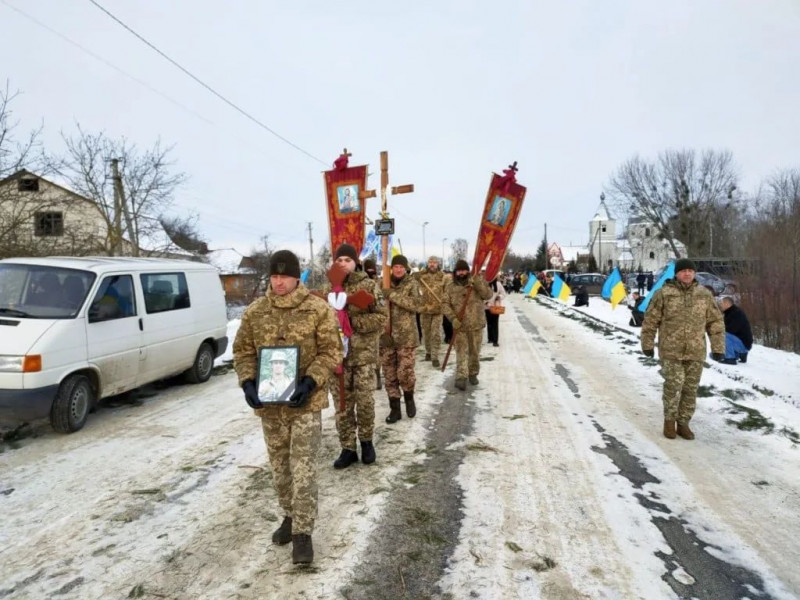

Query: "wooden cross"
(378, 150), (414, 288)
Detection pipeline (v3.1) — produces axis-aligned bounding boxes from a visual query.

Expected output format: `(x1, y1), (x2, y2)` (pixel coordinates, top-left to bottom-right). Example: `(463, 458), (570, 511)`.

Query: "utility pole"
(544, 222), (548, 269)
(307, 221), (314, 282)
(709, 222), (714, 257)
(110, 159), (122, 256)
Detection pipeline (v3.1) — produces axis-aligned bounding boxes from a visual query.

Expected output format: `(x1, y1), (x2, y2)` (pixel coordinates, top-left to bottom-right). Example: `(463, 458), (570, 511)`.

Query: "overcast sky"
(2, 0), (799, 264)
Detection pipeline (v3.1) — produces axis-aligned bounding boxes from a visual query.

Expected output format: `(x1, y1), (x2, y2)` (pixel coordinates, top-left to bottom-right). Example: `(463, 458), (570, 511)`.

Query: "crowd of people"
(231, 247), (506, 565)
(229, 248), (754, 566)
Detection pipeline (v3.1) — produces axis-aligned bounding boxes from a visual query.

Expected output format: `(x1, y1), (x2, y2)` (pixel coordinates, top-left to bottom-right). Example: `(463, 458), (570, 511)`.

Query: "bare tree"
(160, 214), (209, 255)
(0, 81), (42, 177)
(606, 149), (739, 257)
(54, 126), (187, 256)
(741, 168), (800, 352)
(246, 235), (275, 300)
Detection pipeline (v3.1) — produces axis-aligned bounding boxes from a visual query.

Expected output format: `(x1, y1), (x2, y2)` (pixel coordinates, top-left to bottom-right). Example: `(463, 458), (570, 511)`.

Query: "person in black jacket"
(720, 296), (753, 364)
(628, 291), (645, 326)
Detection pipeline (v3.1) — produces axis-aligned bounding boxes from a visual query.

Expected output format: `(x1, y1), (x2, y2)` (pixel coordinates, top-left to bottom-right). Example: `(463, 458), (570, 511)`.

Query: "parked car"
(569, 273), (607, 295)
(0, 257), (229, 432)
(696, 272), (726, 295)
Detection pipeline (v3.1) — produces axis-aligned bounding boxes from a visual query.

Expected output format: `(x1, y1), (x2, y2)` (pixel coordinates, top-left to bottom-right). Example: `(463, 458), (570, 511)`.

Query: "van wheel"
(185, 342), (214, 384)
(50, 374), (94, 433)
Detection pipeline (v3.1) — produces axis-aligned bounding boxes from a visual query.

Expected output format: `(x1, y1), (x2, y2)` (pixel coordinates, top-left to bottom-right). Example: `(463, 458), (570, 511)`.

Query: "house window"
(601, 225), (607, 232)
(645, 227), (650, 237)
(649, 251), (655, 259)
(34, 212), (64, 237)
(18, 178), (40, 192)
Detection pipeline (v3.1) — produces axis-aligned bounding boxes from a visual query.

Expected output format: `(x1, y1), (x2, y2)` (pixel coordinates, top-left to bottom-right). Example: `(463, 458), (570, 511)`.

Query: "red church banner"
(323, 151), (370, 256)
(472, 162), (527, 281)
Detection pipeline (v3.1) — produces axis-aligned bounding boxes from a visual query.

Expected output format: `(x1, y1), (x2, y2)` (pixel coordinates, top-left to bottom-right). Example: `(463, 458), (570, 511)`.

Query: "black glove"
(242, 379), (263, 409)
(642, 348), (654, 358)
(288, 376), (317, 408)
(711, 352), (725, 362)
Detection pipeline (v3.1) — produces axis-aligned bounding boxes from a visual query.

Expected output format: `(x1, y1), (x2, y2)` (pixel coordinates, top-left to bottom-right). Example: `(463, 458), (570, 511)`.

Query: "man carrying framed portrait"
(233, 250), (342, 566)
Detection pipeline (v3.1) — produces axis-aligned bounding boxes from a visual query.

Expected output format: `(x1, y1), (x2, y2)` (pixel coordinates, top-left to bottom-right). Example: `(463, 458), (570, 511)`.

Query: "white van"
(0, 257), (229, 433)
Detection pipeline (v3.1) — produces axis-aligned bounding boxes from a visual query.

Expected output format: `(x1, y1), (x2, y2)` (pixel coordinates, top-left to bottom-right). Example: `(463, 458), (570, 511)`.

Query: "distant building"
(0, 169), (110, 258)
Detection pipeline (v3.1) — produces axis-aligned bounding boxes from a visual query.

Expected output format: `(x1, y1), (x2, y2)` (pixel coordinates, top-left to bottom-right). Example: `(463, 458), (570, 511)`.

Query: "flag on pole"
(528, 278), (542, 298)
(639, 262), (675, 313)
(601, 267), (627, 309)
(521, 272), (536, 295)
(300, 268), (310, 284)
(550, 273), (571, 302)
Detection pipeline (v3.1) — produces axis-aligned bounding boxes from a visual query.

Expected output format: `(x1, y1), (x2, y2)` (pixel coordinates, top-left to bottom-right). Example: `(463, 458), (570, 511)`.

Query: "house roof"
(0, 169), (99, 208)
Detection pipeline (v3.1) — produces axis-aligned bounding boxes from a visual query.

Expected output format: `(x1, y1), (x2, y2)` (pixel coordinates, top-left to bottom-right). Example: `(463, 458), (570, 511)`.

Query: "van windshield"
(0, 264), (96, 319)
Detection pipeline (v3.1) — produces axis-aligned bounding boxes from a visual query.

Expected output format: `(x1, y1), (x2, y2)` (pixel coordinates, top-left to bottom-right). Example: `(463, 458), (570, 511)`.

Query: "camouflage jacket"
(321, 271), (387, 366)
(442, 275), (493, 331)
(233, 284), (342, 415)
(641, 279), (725, 361)
(416, 269), (448, 314)
(384, 274), (421, 348)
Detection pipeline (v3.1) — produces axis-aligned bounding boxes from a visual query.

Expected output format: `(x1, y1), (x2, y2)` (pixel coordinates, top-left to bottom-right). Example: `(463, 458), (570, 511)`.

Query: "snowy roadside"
(438, 294), (799, 599)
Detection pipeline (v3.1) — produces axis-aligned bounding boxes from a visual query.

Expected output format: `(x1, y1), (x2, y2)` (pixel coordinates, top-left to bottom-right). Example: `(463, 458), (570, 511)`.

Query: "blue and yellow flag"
(521, 272), (535, 295)
(300, 268), (311, 284)
(550, 273), (571, 302)
(529, 278), (542, 297)
(639, 262), (675, 312)
(601, 267), (627, 309)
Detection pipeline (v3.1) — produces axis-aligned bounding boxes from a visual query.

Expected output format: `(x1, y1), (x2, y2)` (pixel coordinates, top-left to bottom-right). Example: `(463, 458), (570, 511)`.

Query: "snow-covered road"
(1, 294), (798, 599)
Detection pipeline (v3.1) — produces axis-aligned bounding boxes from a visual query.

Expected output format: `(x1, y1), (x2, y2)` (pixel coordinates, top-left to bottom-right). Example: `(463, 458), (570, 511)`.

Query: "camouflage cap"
(270, 350), (289, 363)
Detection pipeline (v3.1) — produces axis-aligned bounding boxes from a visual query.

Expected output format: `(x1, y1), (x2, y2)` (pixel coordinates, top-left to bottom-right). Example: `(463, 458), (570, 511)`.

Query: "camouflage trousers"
(380, 346), (417, 399)
(660, 359), (704, 423)
(454, 329), (482, 379)
(261, 409), (322, 535)
(332, 364), (375, 450)
(420, 313), (442, 359)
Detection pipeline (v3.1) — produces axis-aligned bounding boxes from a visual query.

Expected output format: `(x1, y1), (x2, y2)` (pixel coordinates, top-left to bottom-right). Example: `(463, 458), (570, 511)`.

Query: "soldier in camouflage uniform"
(324, 244), (388, 469)
(381, 254), (422, 423)
(233, 250), (342, 565)
(417, 256), (448, 368)
(641, 258), (725, 440)
(442, 259), (493, 390)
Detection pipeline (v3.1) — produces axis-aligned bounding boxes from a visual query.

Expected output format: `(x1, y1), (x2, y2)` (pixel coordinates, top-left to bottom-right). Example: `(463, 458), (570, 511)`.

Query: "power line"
(87, 0), (329, 167)
(0, 0), (213, 125)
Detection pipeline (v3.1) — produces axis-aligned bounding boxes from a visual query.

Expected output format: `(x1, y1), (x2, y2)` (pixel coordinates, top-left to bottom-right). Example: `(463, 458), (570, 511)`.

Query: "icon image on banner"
(337, 185), (360, 214)
(487, 195), (511, 227)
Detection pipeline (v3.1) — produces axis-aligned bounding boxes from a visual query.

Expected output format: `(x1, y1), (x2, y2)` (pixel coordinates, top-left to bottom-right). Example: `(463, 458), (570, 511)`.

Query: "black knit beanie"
(454, 259), (470, 272)
(674, 258), (696, 273)
(363, 258), (376, 271)
(391, 254), (409, 269)
(269, 250), (301, 278)
(334, 243), (358, 262)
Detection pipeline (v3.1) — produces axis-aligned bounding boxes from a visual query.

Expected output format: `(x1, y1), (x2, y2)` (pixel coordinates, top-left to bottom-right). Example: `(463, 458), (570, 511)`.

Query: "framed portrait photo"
(256, 346), (300, 405)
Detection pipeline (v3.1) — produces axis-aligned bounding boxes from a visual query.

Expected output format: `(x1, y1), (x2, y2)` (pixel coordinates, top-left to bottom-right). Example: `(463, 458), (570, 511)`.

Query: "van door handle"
(139, 318), (143, 331)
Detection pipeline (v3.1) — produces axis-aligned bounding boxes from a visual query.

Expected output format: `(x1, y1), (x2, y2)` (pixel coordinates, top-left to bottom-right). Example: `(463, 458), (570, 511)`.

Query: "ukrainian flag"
(601, 267), (627, 309)
(550, 273), (571, 302)
(522, 272), (535, 295)
(529, 278), (542, 297)
(639, 262), (675, 312)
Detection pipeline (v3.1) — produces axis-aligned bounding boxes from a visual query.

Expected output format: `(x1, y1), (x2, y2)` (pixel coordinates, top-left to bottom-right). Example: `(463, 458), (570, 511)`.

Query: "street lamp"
(442, 237), (448, 270)
(422, 221), (429, 262)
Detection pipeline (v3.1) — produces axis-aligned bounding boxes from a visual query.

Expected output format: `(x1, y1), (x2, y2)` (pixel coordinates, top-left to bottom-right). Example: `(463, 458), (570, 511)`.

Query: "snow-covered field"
(1, 293), (798, 599)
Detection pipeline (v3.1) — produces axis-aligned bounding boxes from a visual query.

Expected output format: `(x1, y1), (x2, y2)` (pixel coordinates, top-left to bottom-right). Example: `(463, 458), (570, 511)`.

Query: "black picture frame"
(256, 346), (300, 405)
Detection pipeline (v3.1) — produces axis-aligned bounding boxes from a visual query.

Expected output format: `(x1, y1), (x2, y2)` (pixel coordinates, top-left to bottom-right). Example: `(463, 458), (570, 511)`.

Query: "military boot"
(403, 390), (417, 418)
(424, 352), (431, 361)
(663, 419), (677, 439)
(468, 375), (479, 385)
(431, 357), (440, 368)
(292, 534), (314, 564)
(360, 440), (376, 464)
(271, 516), (292, 545)
(375, 367), (382, 390)
(385, 398), (402, 424)
(677, 422), (695, 440)
(455, 378), (467, 391)
(333, 448), (359, 469)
